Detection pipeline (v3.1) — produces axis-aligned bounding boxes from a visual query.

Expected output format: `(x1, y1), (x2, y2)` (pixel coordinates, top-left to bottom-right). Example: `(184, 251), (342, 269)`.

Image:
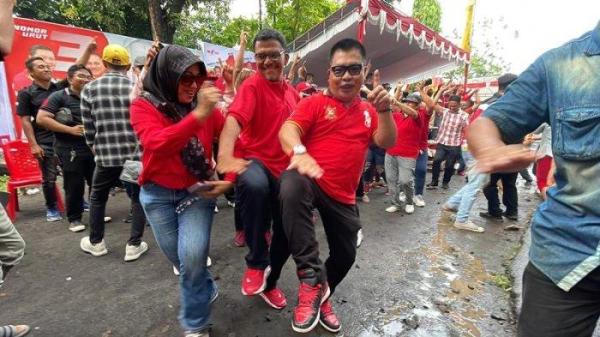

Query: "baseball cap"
(102, 44), (131, 66)
(403, 93), (422, 105)
(133, 56), (146, 68)
(296, 81), (317, 94)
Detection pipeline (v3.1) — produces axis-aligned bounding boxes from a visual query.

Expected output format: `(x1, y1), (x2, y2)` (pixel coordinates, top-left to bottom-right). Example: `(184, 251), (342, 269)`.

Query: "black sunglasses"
(330, 64), (363, 78)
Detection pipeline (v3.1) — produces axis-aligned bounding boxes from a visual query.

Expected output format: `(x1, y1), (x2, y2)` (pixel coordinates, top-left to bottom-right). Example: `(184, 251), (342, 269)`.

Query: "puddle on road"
(359, 216), (492, 337)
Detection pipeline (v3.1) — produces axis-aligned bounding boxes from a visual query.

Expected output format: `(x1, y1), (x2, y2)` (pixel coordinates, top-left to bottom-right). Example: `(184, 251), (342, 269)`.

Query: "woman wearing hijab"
(130, 45), (232, 337)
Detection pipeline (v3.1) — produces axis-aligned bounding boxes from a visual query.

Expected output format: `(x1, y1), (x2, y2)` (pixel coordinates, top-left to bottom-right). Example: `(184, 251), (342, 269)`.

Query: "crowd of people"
(1, 1), (599, 336)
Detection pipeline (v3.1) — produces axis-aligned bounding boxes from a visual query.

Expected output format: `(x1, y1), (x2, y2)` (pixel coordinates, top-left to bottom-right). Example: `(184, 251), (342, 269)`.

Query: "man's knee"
(280, 170), (311, 202)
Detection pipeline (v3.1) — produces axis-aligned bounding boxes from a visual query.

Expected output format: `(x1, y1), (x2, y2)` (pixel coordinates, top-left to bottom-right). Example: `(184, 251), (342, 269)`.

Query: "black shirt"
(40, 88), (87, 148)
(16, 80), (68, 145)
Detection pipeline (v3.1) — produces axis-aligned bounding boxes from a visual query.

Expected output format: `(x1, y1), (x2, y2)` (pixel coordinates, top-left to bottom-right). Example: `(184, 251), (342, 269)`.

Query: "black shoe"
(426, 183), (438, 190)
(123, 212), (133, 223)
(503, 212), (518, 221)
(441, 183), (449, 190)
(479, 212), (503, 221)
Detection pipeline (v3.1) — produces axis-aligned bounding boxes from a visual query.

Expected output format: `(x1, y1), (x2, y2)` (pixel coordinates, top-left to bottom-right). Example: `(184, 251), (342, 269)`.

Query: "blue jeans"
(139, 183), (216, 333)
(414, 150), (428, 196)
(446, 166), (490, 223)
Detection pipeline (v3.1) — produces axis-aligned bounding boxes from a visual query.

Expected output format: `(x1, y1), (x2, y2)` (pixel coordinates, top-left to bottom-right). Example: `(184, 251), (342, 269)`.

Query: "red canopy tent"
(288, 0), (469, 85)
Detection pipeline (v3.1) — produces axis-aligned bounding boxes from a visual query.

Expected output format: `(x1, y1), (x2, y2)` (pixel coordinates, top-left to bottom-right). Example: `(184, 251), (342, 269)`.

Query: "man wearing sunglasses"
(217, 29), (300, 308)
(275, 38), (397, 333)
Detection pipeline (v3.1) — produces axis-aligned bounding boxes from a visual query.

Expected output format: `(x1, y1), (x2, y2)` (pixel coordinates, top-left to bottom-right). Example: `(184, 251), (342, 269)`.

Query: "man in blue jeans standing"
(469, 22), (600, 337)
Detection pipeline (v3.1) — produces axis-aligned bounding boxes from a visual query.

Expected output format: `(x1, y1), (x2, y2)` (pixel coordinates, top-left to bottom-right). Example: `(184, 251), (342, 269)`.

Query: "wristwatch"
(292, 144), (307, 155)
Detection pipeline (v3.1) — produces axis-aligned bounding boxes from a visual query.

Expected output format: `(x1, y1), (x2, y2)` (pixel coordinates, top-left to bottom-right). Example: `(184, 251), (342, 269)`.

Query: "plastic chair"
(1, 140), (64, 221)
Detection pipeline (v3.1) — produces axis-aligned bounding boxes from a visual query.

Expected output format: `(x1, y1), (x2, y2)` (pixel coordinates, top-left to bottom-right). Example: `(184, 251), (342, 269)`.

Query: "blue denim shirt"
(483, 21), (600, 291)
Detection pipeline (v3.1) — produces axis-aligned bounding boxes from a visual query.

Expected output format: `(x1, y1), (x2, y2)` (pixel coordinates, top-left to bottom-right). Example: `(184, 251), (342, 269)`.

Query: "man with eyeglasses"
(79, 44), (148, 262)
(37, 64), (95, 233)
(275, 38), (396, 333)
(217, 29), (300, 307)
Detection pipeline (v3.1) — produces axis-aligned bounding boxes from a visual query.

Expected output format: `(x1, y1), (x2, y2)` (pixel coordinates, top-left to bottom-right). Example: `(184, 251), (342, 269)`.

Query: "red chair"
(1, 140), (64, 221)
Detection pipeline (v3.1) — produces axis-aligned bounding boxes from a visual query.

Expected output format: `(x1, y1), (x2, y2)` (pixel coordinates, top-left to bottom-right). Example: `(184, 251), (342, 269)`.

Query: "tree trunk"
(147, 0), (166, 41)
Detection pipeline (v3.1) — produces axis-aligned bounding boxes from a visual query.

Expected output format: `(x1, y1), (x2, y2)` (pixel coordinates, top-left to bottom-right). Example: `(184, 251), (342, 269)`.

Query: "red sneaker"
(292, 282), (330, 333)
(233, 230), (245, 247)
(265, 231), (272, 247)
(319, 299), (341, 332)
(259, 287), (287, 310)
(241, 266), (271, 296)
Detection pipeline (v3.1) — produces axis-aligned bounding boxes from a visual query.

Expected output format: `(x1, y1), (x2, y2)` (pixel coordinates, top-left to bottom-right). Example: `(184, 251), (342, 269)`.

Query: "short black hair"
(449, 95), (461, 103)
(67, 64), (92, 79)
(253, 28), (286, 50)
(498, 73), (518, 91)
(29, 44), (52, 56)
(25, 57), (44, 71)
(329, 38), (366, 62)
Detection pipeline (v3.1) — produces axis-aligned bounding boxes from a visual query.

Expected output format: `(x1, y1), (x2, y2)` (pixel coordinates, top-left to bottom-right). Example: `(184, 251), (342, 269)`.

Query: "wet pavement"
(0, 175), (541, 337)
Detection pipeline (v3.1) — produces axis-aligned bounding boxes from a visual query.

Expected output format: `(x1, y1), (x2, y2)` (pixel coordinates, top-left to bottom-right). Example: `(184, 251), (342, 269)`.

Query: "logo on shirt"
(364, 110), (371, 128)
(324, 105), (337, 120)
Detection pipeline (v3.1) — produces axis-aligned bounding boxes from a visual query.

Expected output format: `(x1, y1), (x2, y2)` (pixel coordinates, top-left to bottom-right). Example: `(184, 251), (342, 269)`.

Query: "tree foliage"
(412, 0), (442, 33)
(174, 1), (233, 48)
(15, 0), (152, 40)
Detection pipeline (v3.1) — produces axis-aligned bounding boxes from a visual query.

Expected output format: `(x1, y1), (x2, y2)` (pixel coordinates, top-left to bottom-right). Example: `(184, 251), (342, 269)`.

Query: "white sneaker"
(80, 236), (108, 256)
(385, 205), (400, 213)
(454, 220), (485, 233)
(124, 241), (149, 262)
(68, 221), (86, 233)
(361, 194), (370, 203)
(356, 229), (364, 248)
(405, 204), (415, 214)
(173, 266), (180, 276)
(414, 195), (426, 207)
(104, 216), (112, 223)
(398, 192), (406, 203)
(206, 256), (212, 267)
(227, 201), (235, 208)
(214, 205), (219, 213)
(185, 331), (209, 337)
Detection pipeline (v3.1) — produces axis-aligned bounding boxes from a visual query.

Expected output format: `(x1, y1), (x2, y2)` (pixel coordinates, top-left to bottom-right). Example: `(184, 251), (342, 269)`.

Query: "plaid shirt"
(81, 71), (139, 167)
(435, 108), (468, 147)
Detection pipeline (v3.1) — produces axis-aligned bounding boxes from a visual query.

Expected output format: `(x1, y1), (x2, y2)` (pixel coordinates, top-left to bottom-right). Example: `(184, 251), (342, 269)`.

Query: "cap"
(403, 93), (422, 105)
(296, 81), (317, 94)
(133, 56), (145, 67)
(102, 44), (131, 66)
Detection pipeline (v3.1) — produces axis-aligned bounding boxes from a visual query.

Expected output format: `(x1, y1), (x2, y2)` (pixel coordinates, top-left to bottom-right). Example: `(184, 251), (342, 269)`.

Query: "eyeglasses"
(74, 73), (93, 80)
(179, 74), (205, 87)
(255, 50), (285, 62)
(330, 64), (363, 78)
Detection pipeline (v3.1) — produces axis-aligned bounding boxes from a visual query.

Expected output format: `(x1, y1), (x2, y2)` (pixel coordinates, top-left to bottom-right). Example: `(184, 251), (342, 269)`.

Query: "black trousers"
(430, 144), (461, 185)
(276, 169), (361, 293)
(55, 146), (95, 222)
(38, 144), (58, 210)
(88, 165), (145, 245)
(236, 160), (281, 269)
(518, 263), (600, 337)
(483, 172), (518, 216)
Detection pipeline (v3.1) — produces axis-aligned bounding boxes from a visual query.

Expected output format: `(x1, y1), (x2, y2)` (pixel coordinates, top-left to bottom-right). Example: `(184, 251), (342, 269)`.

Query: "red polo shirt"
(288, 93), (379, 205)
(228, 73), (299, 178)
(387, 111), (422, 158)
(130, 98), (230, 189)
(419, 107), (432, 150)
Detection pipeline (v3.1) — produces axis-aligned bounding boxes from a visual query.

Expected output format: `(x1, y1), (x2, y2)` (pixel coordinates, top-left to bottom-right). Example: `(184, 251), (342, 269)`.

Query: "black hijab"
(141, 45), (214, 182)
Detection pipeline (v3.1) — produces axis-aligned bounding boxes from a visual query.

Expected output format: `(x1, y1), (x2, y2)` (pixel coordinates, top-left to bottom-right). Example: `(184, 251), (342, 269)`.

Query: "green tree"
(412, 0), (442, 33)
(15, 0), (152, 40)
(173, 1), (233, 48)
(264, 0), (342, 44)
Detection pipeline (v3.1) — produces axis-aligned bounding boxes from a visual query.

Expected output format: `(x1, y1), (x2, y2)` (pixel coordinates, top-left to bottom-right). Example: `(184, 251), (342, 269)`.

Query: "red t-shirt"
(130, 98), (231, 189)
(288, 93), (379, 205)
(387, 111), (422, 158)
(228, 73), (299, 178)
(419, 107), (432, 150)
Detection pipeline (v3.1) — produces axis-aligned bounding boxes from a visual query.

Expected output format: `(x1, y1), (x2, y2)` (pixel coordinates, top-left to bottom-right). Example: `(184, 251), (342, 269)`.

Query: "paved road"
(0, 175), (540, 337)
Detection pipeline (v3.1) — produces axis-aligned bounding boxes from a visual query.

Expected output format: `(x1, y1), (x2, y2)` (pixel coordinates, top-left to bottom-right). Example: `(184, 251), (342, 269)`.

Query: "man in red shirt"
(217, 29), (299, 304)
(277, 38), (396, 333)
(384, 93), (422, 214)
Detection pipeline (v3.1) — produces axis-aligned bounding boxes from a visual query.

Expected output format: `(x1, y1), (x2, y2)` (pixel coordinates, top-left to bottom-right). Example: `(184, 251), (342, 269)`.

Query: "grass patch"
(490, 272), (512, 292)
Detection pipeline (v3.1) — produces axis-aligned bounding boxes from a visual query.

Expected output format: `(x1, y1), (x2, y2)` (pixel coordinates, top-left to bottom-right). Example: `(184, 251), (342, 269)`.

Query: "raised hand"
(367, 70), (392, 112)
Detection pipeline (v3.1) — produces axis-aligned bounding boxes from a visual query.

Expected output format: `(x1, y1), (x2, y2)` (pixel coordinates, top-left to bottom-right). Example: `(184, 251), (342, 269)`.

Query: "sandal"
(0, 325), (31, 337)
